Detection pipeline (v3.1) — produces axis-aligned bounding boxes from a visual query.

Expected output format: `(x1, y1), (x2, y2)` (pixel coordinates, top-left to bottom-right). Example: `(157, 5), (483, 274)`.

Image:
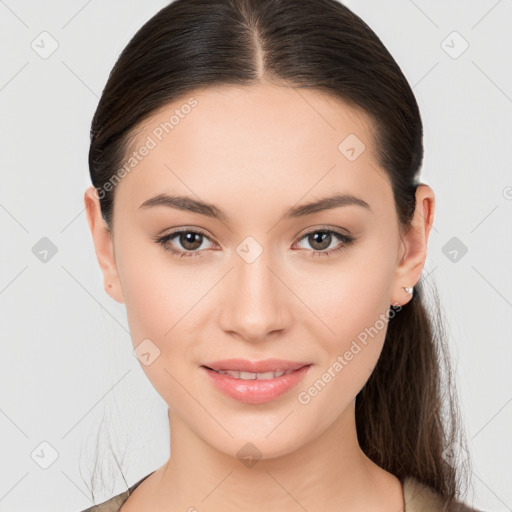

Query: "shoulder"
(78, 472), (154, 512)
(79, 472), (487, 512)
(79, 491), (130, 512)
(403, 476), (485, 512)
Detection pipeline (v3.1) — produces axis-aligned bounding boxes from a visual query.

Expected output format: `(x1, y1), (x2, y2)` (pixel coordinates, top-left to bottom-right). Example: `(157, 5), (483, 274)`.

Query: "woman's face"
(86, 83), (431, 460)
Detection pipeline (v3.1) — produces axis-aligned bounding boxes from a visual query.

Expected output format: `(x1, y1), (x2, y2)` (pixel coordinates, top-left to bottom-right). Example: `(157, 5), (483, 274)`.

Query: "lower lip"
(201, 365), (312, 404)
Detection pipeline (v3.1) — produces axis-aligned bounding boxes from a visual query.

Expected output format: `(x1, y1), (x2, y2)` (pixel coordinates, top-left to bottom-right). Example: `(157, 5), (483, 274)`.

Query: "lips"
(201, 363), (313, 404)
(211, 368), (296, 380)
(201, 358), (310, 374)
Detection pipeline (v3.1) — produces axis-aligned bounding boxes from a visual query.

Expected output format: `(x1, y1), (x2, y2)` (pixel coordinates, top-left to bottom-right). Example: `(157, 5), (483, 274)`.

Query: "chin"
(196, 418), (312, 463)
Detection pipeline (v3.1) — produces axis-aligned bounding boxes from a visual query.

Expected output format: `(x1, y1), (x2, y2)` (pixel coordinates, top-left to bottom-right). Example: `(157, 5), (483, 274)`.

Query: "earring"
(403, 286), (413, 295)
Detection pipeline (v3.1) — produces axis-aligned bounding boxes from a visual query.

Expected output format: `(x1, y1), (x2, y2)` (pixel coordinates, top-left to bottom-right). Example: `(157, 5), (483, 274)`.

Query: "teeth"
(215, 369), (295, 380)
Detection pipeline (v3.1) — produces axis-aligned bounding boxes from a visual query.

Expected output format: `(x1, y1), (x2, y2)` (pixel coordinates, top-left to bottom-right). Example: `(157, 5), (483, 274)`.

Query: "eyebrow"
(139, 192), (372, 221)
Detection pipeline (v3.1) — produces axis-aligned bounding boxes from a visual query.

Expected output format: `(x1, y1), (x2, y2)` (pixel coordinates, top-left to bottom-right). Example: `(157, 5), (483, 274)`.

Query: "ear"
(391, 184), (435, 306)
(84, 186), (125, 304)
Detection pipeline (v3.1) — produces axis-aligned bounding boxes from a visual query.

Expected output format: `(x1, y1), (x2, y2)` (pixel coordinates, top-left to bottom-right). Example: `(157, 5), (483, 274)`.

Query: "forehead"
(114, 83), (393, 218)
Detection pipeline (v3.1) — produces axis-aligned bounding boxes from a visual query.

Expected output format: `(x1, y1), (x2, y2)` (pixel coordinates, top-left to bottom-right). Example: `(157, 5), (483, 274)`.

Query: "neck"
(145, 401), (404, 512)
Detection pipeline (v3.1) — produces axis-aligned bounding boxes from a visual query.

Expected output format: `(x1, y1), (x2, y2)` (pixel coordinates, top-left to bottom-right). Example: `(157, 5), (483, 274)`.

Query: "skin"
(84, 83), (435, 512)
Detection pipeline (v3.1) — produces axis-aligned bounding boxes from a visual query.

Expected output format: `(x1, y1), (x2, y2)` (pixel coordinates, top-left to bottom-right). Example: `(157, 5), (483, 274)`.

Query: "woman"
(81, 0), (483, 510)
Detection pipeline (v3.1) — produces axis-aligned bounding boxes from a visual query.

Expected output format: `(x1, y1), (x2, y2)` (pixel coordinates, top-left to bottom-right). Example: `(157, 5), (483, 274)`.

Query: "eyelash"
(153, 227), (356, 260)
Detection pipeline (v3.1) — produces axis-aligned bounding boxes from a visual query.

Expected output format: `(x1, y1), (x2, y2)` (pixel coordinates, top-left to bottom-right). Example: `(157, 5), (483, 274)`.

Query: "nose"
(218, 246), (291, 343)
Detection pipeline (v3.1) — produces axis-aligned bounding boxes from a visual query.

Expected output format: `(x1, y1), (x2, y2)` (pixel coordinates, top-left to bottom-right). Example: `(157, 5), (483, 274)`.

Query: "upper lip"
(202, 358), (311, 373)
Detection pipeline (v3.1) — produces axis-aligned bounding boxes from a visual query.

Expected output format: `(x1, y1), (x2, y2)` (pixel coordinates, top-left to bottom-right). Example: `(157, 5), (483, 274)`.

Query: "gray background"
(0, 1), (511, 511)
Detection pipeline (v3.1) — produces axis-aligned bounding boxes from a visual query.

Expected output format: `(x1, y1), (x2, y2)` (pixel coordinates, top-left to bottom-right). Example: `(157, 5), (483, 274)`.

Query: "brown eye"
(178, 231), (204, 251)
(155, 229), (215, 258)
(307, 231), (332, 251)
(295, 228), (356, 257)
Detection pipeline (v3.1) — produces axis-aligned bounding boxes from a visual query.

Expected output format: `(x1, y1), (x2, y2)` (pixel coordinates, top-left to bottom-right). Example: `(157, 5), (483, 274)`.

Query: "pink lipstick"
(201, 358), (312, 404)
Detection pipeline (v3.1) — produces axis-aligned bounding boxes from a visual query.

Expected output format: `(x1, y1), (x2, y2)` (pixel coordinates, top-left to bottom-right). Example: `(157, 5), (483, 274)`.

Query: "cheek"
(118, 239), (203, 342)
(308, 252), (394, 340)
(118, 250), (215, 389)
(121, 268), (170, 345)
(301, 256), (394, 400)
(118, 258), (201, 408)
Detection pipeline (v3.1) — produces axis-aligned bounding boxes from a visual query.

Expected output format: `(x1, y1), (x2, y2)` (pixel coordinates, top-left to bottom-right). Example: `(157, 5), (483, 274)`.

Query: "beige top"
(80, 472), (483, 512)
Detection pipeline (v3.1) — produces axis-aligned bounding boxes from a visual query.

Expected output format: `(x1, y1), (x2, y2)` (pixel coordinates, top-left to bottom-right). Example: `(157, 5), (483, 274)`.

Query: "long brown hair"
(87, 0), (471, 508)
